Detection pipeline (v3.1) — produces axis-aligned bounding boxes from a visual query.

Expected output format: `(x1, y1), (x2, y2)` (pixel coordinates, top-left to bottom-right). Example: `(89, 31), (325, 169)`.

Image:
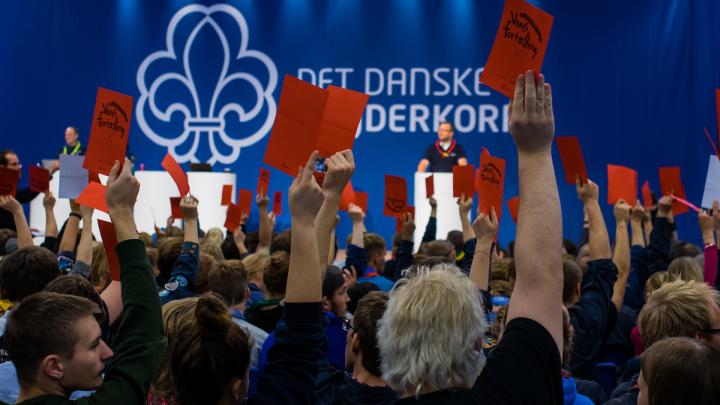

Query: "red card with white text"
(257, 168), (270, 197)
(170, 197), (182, 219)
(0, 168), (19, 196)
(339, 182), (356, 211)
(384, 175), (407, 218)
(224, 203), (241, 232)
(83, 87), (133, 175)
(507, 196), (520, 223)
(659, 167), (688, 215)
(97, 219), (121, 281)
(453, 165), (475, 198)
(272, 192), (282, 215)
(477, 155), (506, 217)
(76, 182), (108, 213)
(642, 180), (653, 208)
(479, 0), (554, 97)
(607, 165), (638, 206)
(425, 175), (434, 199)
(162, 153), (190, 197)
(29, 166), (50, 193)
(221, 184), (233, 206)
(315, 86), (369, 157)
(555, 136), (588, 184)
(354, 191), (368, 213)
(238, 189), (253, 216)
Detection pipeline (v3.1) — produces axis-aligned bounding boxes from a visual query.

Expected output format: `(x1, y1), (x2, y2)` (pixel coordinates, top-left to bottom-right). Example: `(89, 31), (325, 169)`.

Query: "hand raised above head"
(322, 149), (355, 197)
(288, 151), (324, 223)
(508, 71), (555, 155)
(613, 200), (632, 222)
(105, 159), (139, 213)
(472, 207), (498, 242)
(180, 195), (199, 220)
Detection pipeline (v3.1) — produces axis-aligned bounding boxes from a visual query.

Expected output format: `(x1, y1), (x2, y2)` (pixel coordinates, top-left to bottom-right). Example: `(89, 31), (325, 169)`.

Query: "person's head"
(153, 297), (199, 395)
(173, 294), (251, 405)
(378, 264), (488, 396)
(205, 260), (249, 307)
(562, 260), (583, 306)
(204, 228), (224, 249)
(669, 241), (702, 261)
(164, 226), (183, 238)
(6, 292), (112, 393)
(575, 244), (590, 273)
(0, 149), (20, 172)
(322, 266), (349, 318)
(638, 337), (720, 405)
(644, 271), (670, 299)
(43, 275), (108, 339)
(157, 237), (184, 285)
(90, 242), (110, 291)
(263, 252), (289, 299)
(244, 231), (260, 254)
(666, 256), (703, 283)
(200, 241), (224, 262)
(0, 247), (59, 303)
(146, 247), (160, 279)
(270, 230), (291, 254)
(138, 232), (153, 247)
(422, 240), (455, 263)
(562, 239), (578, 257)
(490, 258), (511, 281)
(446, 230), (464, 255)
(345, 291), (388, 376)
(363, 233), (387, 272)
(638, 280), (720, 349)
(347, 282), (381, 314)
(194, 252), (218, 294)
(242, 250), (270, 286)
(64, 126), (79, 146)
(0, 229), (17, 256)
(437, 121), (454, 142)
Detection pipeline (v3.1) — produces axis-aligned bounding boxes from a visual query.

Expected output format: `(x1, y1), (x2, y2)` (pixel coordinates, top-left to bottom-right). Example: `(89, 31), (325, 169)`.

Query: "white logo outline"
(136, 3), (278, 164)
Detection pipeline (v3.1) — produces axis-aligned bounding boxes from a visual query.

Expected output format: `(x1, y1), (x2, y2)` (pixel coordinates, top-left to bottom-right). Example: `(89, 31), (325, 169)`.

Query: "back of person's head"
(164, 226), (183, 238)
(575, 244), (591, 273)
(263, 251), (289, 297)
(322, 266), (348, 317)
(173, 294), (250, 405)
(90, 242), (110, 291)
(363, 233), (386, 255)
(0, 247), (59, 302)
(245, 231), (260, 254)
(446, 230), (464, 254)
(422, 240), (454, 261)
(640, 337), (720, 405)
(205, 260), (248, 307)
(378, 263), (488, 394)
(666, 256), (703, 283)
(6, 292), (105, 389)
(347, 291), (388, 377)
(220, 234), (241, 260)
(204, 228), (224, 249)
(490, 280), (512, 297)
(490, 258), (511, 281)
(562, 260), (583, 306)
(644, 271), (670, 298)
(638, 280), (720, 348)
(669, 241), (702, 261)
(391, 233), (402, 252)
(347, 282), (381, 314)
(44, 276), (102, 310)
(0, 229), (17, 256)
(200, 241), (224, 262)
(270, 230), (291, 254)
(242, 250), (270, 282)
(157, 237), (184, 284)
(138, 232), (153, 247)
(153, 297), (199, 395)
(194, 252), (218, 294)
(562, 239), (578, 257)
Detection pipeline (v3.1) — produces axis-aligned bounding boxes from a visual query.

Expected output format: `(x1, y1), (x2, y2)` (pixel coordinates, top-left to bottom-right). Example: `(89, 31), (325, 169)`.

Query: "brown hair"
(562, 260), (583, 305)
(6, 292), (99, 384)
(270, 230), (291, 254)
(638, 280), (719, 348)
(352, 291), (388, 376)
(666, 257), (703, 283)
(152, 297), (199, 396)
(157, 237), (184, 283)
(90, 242), (110, 291)
(421, 240), (452, 259)
(644, 271), (670, 298)
(0, 247), (59, 302)
(363, 233), (387, 257)
(206, 260), (248, 307)
(641, 337), (720, 405)
(172, 294), (250, 405)
(242, 250), (270, 281)
(195, 253), (218, 294)
(138, 232), (153, 247)
(200, 241), (224, 262)
(263, 252), (290, 297)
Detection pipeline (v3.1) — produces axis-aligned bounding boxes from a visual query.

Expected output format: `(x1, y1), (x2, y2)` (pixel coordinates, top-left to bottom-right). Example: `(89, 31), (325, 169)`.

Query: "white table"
(413, 172), (466, 253)
(30, 170), (236, 239)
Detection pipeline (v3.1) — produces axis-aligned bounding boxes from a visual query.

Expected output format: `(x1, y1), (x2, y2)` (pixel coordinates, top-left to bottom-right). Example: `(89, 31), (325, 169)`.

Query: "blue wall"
(1, 0), (719, 248)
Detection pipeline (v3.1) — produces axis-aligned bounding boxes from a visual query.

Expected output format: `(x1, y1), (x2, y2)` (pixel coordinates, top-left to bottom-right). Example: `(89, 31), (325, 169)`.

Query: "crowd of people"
(0, 72), (718, 404)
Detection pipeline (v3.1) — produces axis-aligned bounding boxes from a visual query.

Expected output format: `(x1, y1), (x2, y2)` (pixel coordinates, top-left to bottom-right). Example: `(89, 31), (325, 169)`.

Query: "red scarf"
(435, 140), (456, 158)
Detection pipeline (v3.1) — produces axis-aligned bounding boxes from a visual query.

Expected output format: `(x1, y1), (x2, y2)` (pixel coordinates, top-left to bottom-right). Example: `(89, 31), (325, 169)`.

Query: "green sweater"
(5, 239), (166, 404)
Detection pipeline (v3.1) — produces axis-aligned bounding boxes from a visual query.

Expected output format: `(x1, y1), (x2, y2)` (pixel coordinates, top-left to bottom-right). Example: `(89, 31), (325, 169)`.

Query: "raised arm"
(611, 200), (631, 313)
(182, 195), (199, 244)
(43, 191), (58, 239)
(421, 197), (437, 243)
(577, 180), (612, 260)
(76, 205), (94, 265)
(0, 195), (33, 249)
(316, 150), (354, 270)
(630, 202), (646, 247)
(470, 207), (498, 291)
(459, 194), (474, 243)
(699, 204), (717, 286)
(257, 192), (272, 249)
(417, 159), (429, 173)
(59, 199), (81, 253)
(505, 71), (563, 351)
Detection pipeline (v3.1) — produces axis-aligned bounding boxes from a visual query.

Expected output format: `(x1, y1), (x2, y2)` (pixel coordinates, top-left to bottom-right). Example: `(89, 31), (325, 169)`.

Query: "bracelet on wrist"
(69, 212), (82, 220)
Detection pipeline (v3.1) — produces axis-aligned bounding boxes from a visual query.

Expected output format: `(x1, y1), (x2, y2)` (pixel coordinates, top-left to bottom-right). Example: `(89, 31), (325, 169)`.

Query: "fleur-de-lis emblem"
(136, 4), (278, 164)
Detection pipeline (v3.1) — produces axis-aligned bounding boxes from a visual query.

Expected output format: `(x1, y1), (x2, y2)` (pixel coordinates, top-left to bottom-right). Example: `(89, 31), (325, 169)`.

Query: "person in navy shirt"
(417, 121), (468, 173)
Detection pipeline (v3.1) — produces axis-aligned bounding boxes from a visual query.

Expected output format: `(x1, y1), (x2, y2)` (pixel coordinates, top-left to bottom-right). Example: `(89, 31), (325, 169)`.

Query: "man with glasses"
(416, 121), (468, 173)
(0, 150), (38, 232)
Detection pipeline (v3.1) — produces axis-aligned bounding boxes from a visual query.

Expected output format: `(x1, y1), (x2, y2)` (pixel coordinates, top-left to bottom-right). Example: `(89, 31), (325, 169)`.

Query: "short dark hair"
(157, 237), (183, 284)
(0, 247), (59, 302)
(0, 229), (17, 255)
(6, 292), (99, 384)
(0, 149), (15, 166)
(422, 240), (454, 259)
(562, 260), (583, 305)
(44, 275), (102, 310)
(439, 121), (454, 131)
(205, 260), (248, 307)
(563, 239), (578, 257)
(263, 252), (290, 296)
(347, 282), (381, 314)
(446, 231), (464, 253)
(669, 241), (702, 261)
(270, 230), (291, 254)
(363, 233), (386, 258)
(352, 291), (389, 376)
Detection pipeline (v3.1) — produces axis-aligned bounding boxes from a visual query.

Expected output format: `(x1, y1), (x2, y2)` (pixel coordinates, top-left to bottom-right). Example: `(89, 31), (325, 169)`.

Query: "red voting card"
(29, 166), (50, 193)
(162, 153), (190, 197)
(257, 168), (270, 197)
(221, 185), (233, 206)
(479, 0), (554, 97)
(170, 197), (182, 219)
(224, 203), (241, 232)
(97, 219), (121, 281)
(607, 165), (638, 206)
(83, 87), (133, 175)
(0, 168), (19, 196)
(425, 175), (434, 199)
(88, 171), (100, 184)
(264, 75), (329, 176)
(238, 189), (253, 216)
(384, 175), (407, 218)
(556, 136), (588, 184)
(507, 196), (520, 224)
(340, 182), (356, 211)
(315, 86), (369, 157)
(272, 191), (282, 215)
(354, 191), (368, 213)
(477, 155), (506, 217)
(642, 180), (653, 208)
(453, 165), (475, 198)
(659, 167), (688, 215)
(76, 182), (108, 213)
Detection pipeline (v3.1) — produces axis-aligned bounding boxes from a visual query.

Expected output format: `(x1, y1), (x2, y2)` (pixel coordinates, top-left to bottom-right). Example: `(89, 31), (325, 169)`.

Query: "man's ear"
(41, 355), (64, 380)
(231, 377), (244, 401)
(350, 332), (361, 354)
(244, 287), (250, 302)
(575, 283), (581, 299)
(321, 295), (332, 313)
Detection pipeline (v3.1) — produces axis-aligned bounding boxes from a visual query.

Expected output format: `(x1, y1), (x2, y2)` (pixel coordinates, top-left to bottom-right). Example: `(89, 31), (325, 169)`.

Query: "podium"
(412, 172), (467, 253)
(29, 170), (236, 240)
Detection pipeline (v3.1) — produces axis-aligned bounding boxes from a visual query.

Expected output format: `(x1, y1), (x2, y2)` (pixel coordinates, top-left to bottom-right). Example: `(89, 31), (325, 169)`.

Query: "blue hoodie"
(563, 377), (595, 405)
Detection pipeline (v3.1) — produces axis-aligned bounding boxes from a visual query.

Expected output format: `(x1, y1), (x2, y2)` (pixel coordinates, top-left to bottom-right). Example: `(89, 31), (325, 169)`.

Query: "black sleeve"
(472, 318), (562, 405)
(392, 240), (414, 280)
(40, 236), (59, 254)
(457, 238), (476, 274)
(14, 187), (39, 205)
(421, 216), (437, 243)
(422, 144), (434, 161)
(455, 143), (467, 159)
(647, 217), (672, 274)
